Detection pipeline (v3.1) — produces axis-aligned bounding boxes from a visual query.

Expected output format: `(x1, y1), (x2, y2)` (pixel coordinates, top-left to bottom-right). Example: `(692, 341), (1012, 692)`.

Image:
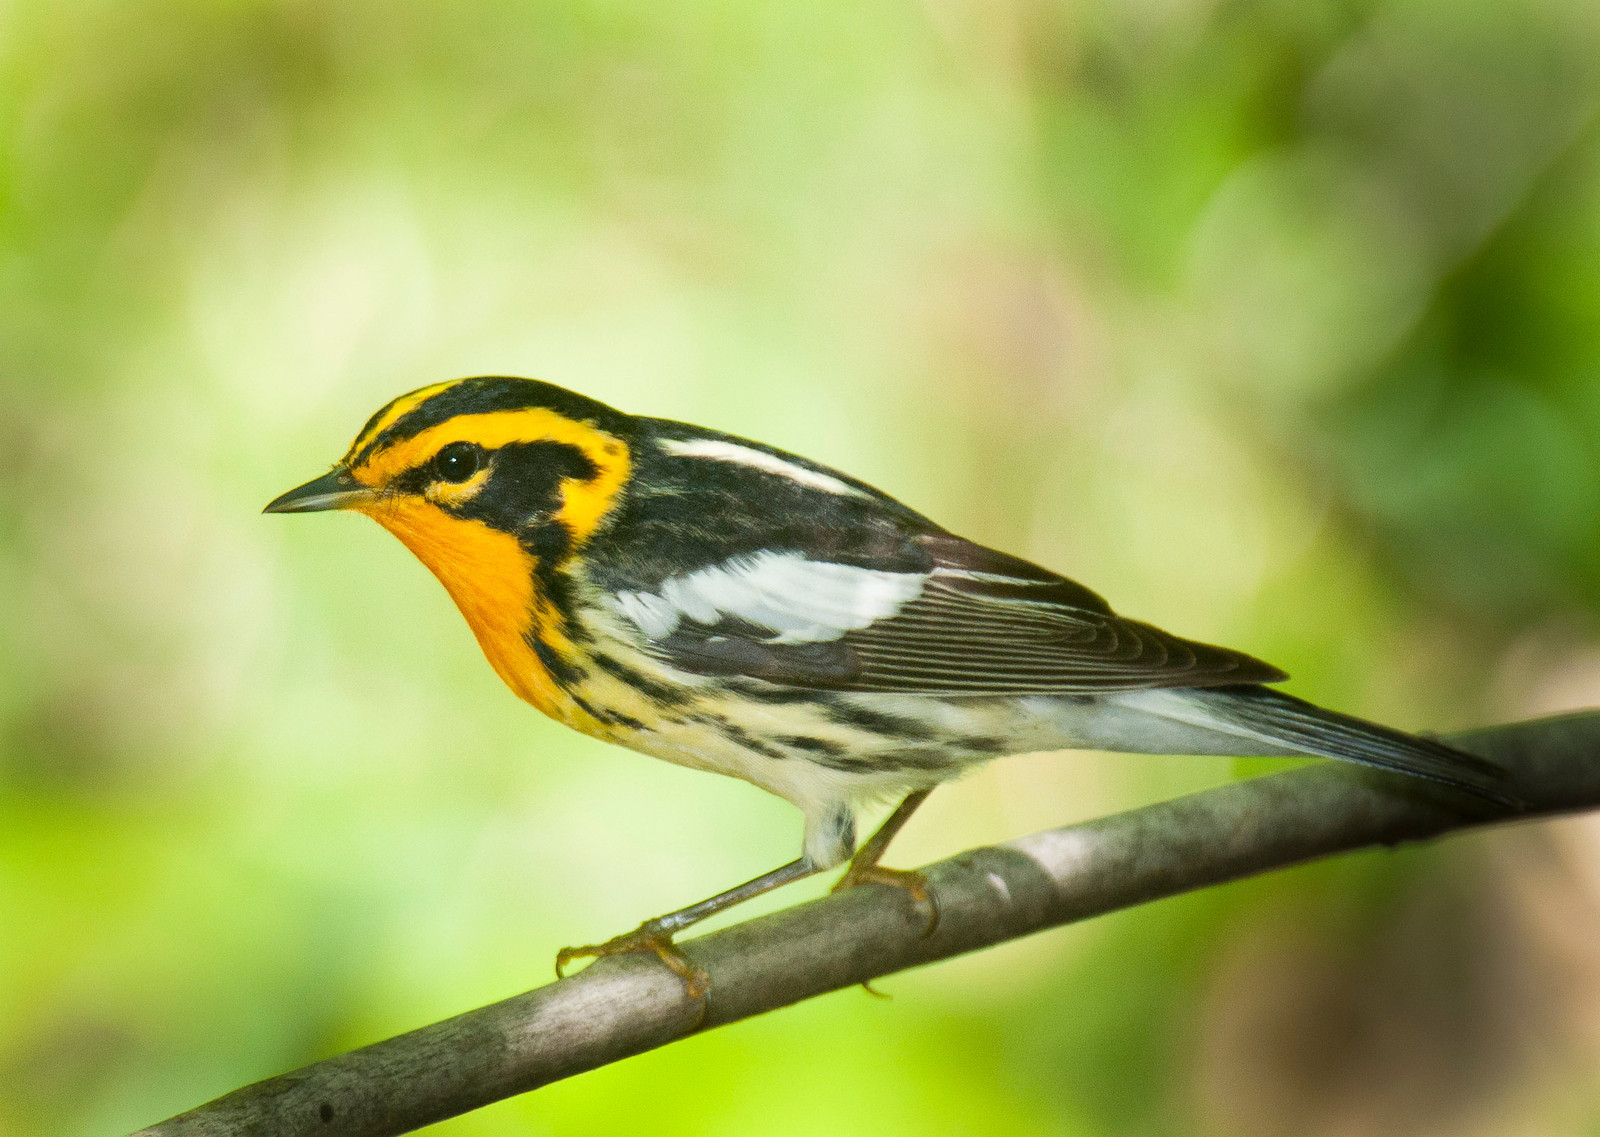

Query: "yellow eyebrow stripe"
(341, 380), (459, 466)
(352, 408), (631, 545)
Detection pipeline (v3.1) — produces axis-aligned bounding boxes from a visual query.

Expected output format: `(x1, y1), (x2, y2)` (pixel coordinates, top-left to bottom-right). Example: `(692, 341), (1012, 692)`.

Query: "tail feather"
(1168, 685), (1518, 807)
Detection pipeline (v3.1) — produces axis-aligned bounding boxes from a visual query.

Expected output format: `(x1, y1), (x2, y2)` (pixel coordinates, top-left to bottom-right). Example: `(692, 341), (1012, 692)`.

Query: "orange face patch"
(359, 496), (575, 718)
(341, 402), (633, 735)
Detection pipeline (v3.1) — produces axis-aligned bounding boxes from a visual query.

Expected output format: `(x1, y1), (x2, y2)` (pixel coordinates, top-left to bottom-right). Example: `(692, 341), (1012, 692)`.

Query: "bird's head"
(265, 376), (634, 707)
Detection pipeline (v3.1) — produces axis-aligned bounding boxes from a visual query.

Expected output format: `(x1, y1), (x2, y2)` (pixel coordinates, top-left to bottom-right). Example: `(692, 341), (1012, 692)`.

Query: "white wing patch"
(656, 437), (867, 498)
(611, 552), (926, 644)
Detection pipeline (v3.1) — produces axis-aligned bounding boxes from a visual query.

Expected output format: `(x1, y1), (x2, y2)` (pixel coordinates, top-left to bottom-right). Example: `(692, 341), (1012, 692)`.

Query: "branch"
(131, 711), (1600, 1137)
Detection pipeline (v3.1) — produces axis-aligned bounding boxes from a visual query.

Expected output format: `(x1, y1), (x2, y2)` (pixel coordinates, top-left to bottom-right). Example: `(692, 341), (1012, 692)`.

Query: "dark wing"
(612, 533), (1286, 695)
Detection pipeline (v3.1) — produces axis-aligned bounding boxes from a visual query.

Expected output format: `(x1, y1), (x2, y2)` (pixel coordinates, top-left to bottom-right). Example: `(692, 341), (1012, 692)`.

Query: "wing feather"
(839, 574), (1279, 692)
(611, 533), (1286, 695)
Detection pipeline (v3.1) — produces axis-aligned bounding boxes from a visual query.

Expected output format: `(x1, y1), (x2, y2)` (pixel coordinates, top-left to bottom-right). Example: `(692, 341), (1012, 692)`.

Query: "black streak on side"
(821, 701), (939, 741)
(569, 690), (646, 732)
(529, 634), (588, 688)
(690, 713), (793, 763)
(733, 683), (836, 705)
(810, 745), (967, 776)
(588, 651), (694, 708)
(779, 735), (846, 757)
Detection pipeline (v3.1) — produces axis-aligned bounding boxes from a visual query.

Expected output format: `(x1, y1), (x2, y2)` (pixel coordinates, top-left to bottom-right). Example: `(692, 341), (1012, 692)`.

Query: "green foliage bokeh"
(4, 1), (1600, 1134)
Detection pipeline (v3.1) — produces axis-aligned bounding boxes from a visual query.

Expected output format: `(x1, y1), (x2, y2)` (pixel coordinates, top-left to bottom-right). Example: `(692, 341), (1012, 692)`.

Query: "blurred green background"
(6, 0), (1600, 1133)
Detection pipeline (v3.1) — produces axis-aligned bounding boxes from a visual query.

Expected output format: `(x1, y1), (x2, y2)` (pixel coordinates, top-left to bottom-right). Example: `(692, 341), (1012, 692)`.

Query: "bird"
(265, 375), (1514, 997)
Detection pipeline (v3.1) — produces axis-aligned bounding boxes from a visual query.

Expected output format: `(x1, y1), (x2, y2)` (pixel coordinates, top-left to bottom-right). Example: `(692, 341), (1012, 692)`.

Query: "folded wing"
(609, 533), (1286, 694)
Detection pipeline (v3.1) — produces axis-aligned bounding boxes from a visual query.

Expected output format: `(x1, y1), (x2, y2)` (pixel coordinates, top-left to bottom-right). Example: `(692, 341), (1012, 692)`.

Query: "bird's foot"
(832, 864), (939, 937)
(555, 921), (711, 1000)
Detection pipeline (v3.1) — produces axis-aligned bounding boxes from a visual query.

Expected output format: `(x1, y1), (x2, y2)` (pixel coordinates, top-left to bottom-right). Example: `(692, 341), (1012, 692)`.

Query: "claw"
(555, 922), (712, 1000)
(832, 864), (940, 937)
(859, 978), (892, 999)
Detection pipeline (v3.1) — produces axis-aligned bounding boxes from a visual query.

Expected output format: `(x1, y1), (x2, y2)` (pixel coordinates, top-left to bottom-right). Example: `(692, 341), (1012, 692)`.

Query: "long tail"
(1137, 684), (1518, 807)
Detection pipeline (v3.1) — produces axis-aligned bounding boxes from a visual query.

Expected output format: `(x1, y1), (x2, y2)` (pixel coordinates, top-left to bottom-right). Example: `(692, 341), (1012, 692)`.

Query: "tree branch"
(131, 711), (1600, 1137)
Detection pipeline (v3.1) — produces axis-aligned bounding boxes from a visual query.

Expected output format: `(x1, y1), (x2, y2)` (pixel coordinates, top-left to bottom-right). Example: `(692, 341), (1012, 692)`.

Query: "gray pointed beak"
(263, 468), (375, 514)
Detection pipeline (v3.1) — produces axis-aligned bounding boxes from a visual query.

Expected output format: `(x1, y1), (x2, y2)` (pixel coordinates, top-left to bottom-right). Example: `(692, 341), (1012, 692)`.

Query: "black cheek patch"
(451, 441), (599, 551)
(525, 522), (573, 564)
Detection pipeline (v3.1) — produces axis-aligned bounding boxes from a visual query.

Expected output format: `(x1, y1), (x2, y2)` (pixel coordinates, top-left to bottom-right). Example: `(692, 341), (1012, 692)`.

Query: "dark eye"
(433, 441), (484, 483)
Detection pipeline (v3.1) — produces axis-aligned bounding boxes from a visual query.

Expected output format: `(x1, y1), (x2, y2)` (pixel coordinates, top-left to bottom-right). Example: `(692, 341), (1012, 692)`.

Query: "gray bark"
(130, 711), (1600, 1137)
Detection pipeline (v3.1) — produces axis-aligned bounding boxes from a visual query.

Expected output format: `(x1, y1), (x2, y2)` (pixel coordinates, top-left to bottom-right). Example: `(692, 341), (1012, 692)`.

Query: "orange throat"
(360, 499), (572, 718)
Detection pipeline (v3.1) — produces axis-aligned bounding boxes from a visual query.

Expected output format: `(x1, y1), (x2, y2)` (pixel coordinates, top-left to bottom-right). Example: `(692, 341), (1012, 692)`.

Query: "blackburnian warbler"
(266, 376), (1512, 997)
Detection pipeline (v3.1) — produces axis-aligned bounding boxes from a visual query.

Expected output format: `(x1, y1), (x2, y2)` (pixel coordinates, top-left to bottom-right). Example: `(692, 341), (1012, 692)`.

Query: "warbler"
(266, 376), (1511, 996)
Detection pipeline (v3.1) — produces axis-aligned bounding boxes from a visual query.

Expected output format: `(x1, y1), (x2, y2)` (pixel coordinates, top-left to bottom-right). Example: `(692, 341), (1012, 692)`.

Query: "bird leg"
(556, 855), (820, 999)
(831, 789), (939, 935)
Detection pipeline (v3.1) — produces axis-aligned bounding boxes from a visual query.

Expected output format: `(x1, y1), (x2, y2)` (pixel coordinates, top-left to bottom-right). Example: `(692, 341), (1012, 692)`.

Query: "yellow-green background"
(6, 1), (1600, 1133)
